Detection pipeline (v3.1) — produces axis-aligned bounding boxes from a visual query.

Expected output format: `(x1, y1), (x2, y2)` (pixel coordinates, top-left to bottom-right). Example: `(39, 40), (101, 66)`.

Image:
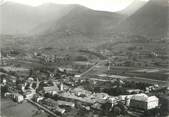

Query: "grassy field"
(107, 66), (169, 81)
(1, 98), (49, 117)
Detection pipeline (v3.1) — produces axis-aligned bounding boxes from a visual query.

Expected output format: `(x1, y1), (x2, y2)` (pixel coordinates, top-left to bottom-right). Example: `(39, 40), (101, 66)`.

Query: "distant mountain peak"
(120, 0), (146, 15)
(116, 0), (169, 39)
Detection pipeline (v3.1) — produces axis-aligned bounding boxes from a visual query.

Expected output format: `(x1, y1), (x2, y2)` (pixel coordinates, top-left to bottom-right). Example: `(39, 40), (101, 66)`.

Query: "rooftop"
(43, 86), (59, 92)
(131, 93), (158, 102)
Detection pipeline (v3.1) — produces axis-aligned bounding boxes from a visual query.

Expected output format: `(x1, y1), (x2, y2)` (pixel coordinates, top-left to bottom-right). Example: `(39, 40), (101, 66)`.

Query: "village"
(1, 49), (169, 117)
(1, 0), (169, 116)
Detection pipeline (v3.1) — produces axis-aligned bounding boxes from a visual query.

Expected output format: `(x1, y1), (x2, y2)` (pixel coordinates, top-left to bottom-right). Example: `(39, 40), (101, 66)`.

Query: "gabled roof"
(131, 93), (158, 102)
(43, 86), (59, 92)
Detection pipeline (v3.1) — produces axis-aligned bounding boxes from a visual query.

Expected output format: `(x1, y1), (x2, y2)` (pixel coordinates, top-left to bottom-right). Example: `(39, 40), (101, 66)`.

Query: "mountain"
(32, 5), (124, 36)
(96, 0), (169, 68)
(1, 1), (168, 69)
(116, 0), (169, 39)
(1, 0), (168, 50)
(0, 2), (74, 35)
(0, 2), (124, 36)
(27, 4), (125, 48)
(120, 0), (147, 16)
(30, 0), (169, 49)
(0, 2), (125, 49)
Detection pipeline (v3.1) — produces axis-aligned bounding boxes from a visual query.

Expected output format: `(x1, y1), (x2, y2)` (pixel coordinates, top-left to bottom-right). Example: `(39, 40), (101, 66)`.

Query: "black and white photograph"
(0, 0), (169, 117)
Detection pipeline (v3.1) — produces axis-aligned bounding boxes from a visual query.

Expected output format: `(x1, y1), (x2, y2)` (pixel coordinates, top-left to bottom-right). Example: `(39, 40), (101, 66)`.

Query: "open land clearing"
(1, 98), (49, 117)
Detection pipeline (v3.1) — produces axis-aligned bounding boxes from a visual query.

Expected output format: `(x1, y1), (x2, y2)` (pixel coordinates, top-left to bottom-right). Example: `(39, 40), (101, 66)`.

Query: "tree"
(113, 106), (122, 116)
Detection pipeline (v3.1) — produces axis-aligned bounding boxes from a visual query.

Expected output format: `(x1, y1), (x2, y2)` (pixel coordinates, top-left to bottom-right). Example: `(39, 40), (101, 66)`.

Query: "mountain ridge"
(0, 0), (168, 50)
(116, 0), (169, 39)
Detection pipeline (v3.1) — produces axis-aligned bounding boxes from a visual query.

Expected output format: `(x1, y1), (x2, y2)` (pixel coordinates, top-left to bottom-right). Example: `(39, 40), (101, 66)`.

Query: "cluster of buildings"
(1, 65), (169, 117)
(35, 80), (161, 115)
(33, 52), (71, 64)
(34, 97), (75, 114)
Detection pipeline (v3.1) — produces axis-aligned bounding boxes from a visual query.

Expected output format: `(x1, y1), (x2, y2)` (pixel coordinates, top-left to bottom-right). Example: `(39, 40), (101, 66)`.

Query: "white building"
(43, 86), (59, 96)
(23, 90), (36, 99)
(4, 92), (12, 97)
(12, 93), (24, 103)
(2, 79), (7, 85)
(56, 100), (75, 108)
(118, 95), (134, 107)
(130, 93), (159, 110)
(33, 95), (44, 102)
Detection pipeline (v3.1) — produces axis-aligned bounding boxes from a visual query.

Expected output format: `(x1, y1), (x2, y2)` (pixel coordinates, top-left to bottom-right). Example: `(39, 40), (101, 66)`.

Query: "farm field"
(1, 98), (49, 117)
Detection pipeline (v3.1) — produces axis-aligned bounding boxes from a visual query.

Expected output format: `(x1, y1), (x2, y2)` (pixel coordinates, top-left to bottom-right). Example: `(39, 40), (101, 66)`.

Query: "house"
(2, 78), (7, 85)
(91, 93), (110, 104)
(12, 93), (24, 103)
(56, 100), (75, 108)
(33, 94), (44, 102)
(72, 87), (92, 97)
(55, 106), (66, 114)
(43, 98), (66, 114)
(126, 89), (141, 94)
(23, 90), (36, 99)
(43, 86), (59, 95)
(118, 95), (134, 107)
(91, 102), (102, 110)
(130, 93), (159, 110)
(4, 92), (12, 98)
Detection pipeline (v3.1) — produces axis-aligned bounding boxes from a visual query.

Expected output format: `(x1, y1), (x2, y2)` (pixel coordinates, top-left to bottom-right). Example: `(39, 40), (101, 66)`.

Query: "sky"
(1, 0), (149, 12)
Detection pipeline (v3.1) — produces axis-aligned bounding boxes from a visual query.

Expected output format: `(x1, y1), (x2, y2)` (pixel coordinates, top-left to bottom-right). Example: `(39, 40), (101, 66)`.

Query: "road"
(78, 59), (168, 86)
(78, 60), (108, 77)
